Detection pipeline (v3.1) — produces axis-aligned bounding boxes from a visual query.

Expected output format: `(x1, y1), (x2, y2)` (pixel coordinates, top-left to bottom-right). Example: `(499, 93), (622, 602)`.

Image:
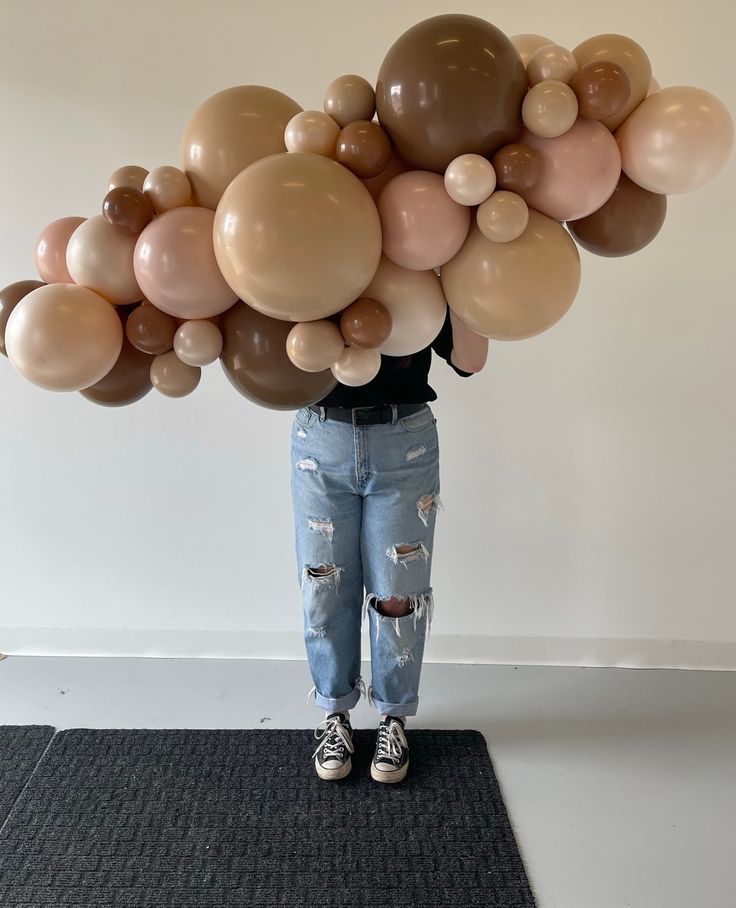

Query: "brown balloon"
(339, 297), (393, 348)
(220, 301), (337, 410)
(335, 120), (392, 179)
(569, 61), (631, 120)
(361, 148), (411, 201)
(0, 280), (44, 356)
(567, 172), (667, 257)
(125, 301), (178, 354)
(102, 186), (154, 236)
(79, 309), (152, 407)
(491, 144), (541, 193)
(375, 14), (527, 172)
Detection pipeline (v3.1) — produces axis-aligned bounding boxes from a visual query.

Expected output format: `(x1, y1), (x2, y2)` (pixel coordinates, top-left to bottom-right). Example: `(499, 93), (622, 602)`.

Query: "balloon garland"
(1, 14), (733, 407)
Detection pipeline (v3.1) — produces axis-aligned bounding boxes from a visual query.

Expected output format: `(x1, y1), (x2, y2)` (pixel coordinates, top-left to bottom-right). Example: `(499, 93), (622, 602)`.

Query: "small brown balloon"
(0, 280), (45, 356)
(80, 308), (152, 407)
(569, 61), (631, 120)
(361, 149), (411, 201)
(339, 297), (393, 348)
(323, 74), (376, 127)
(150, 351), (201, 398)
(125, 301), (178, 354)
(335, 120), (392, 179)
(492, 143), (541, 193)
(103, 186), (154, 236)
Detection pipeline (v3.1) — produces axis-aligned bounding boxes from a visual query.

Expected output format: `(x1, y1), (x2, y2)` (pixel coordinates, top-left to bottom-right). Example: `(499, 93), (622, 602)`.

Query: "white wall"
(1, 0), (734, 669)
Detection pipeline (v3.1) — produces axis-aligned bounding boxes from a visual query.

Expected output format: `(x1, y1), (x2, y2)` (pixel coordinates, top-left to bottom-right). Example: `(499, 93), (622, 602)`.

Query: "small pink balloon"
(518, 118), (621, 221)
(134, 207), (238, 319)
(377, 170), (471, 271)
(34, 216), (86, 283)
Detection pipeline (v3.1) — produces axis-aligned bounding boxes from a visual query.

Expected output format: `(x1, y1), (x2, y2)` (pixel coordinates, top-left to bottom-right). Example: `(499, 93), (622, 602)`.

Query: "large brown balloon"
(567, 172), (667, 257)
(339, 297), (392, 348)
(376, 14), (527, 172)
(126, 301), (178, 354)
(220, 301), (337, 410)
(0, 280), (44, 356)
(335, 120), (392, 179)
(491, 144), (540, 193)
(569, 61), (631, 120)
(80, 308), (152, 407)
(102, 187), (154, 236)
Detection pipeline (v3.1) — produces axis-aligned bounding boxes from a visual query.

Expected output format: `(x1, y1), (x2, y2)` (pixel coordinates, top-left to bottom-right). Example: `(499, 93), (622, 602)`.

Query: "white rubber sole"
(315, 755), (352, 780)
(370, 759), (409, 783)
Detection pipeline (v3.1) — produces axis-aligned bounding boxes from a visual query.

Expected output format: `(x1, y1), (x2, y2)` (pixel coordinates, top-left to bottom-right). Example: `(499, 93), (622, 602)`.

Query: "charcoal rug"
(0, 726), (536, 907)
(0, 725), (55, 826)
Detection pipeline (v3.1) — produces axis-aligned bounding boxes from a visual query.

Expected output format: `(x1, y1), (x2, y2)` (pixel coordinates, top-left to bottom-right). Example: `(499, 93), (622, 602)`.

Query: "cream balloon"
(150, 351), (201, 397)
(511, 34), (555, 67)
(5, 283), (123, 391)
(173, 319), (223, 366)
(331, 345), (381, 386)
(284, 110), (340, 157)
(66, 215), (143, 305)
(286, 319), (345, 371)
(522, 80), (579, 138)
(444, 154), (497, 206)
(363, 256), (448, 356)
(526, 44), (578, 86)
(477, 191), (529, 242)
(142, 165), (192, 212)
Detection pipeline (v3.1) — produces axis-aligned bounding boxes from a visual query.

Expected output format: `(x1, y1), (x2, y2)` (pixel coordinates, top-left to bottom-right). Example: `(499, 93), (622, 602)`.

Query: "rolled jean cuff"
(369, 692), (419, 717)
(306, 677), (365, 713)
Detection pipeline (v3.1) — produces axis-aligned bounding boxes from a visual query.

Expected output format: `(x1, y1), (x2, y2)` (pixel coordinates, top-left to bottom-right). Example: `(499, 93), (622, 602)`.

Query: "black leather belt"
(309, 402), (426, 425)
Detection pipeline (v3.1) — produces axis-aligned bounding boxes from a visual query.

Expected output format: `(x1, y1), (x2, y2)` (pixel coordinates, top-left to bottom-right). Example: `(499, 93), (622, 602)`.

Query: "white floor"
(1, 656), (734, 908)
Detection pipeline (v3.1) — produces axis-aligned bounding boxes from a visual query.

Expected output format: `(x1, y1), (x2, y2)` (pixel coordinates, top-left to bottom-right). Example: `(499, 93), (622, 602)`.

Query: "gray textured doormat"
(0, 726), (536, 907)
(0, 725), (55, 825)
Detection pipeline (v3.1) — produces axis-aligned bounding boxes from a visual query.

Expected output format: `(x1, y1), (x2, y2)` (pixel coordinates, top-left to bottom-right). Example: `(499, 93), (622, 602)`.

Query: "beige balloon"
(143, 166), (192, 213)
(66, 215), (142, 305)
(363, 255), (448, 356)
(173, 319), (223, 366)
(444, 154), (497, 206)
(616, 85), (734, 194)
(477, 191), (529, 242)
(5, 283), (122, 391)
(441, 210), (581, 340)
(572, 34), (651, 131)
(284, 110), (340, 157)
(286, 320), (345, 372)
(522, 80), (579, 138)
(108, 165), (149, 193)
(331, 345), (381, 386)
(526, 44), (578, 86)
(647, 75), (660, 96)
(511, 34), (555, 67)
(150, 350), (201, 397)
(323, 74), (375, 127)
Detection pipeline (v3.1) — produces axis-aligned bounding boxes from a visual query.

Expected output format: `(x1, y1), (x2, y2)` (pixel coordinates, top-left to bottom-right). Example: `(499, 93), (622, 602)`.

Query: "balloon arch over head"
(1, 14), (733, 407)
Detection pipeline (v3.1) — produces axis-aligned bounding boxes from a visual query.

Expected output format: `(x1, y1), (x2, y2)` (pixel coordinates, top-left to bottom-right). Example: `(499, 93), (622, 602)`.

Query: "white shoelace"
(375, 718), (408, 763)
(311, 715), (354, 761)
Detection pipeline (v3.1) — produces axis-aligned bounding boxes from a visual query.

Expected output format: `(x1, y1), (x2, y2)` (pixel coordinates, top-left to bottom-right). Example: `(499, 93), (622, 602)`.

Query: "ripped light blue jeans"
(290, 403), (442, 718)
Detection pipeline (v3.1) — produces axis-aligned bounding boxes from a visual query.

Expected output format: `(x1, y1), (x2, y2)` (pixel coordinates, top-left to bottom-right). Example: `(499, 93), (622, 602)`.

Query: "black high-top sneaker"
(311, 712), (355, 780)
(371, 715), (409, 783)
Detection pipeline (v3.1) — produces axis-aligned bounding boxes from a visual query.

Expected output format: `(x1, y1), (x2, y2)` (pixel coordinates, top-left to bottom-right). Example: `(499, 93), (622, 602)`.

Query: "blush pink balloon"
(34, 216), (86, 283)
(133, 207), (238, 319)
(377, 170), (471, 270)
(518, 118), (621, 221)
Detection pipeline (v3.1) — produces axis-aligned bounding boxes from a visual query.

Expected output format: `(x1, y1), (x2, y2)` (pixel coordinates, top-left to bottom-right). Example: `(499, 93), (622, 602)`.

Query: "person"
(290, 303), (489, 783)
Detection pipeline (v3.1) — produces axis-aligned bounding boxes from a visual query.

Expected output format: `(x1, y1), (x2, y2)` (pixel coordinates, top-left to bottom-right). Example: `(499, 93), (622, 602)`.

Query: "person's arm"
(448, 308), (489, 373)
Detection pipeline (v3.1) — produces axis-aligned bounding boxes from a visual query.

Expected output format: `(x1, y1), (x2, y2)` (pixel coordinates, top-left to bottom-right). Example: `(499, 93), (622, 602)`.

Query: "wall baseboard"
(1, 627), (734, 670)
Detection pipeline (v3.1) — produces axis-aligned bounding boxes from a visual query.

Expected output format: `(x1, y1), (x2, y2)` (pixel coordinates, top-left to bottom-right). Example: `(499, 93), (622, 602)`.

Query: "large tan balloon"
(34, 216), (85, 284)
(173, 319), (224, 366)
(286, 319), (345, 372)
(362, 256), (447, 356)
(331, 345), (382, 386)
(285, 110), (340, 157)
(441, 211), (581, 340)
(511, 34), (555, 67)
(213, 152), (382, 321)
(66, 215), (142, 305)
(616, 85), (734, 194)
(572, 34), (651, 131)
(150, 351), (201, 397)
(5, 283), (123, 391)
(0, 280), (45, 355)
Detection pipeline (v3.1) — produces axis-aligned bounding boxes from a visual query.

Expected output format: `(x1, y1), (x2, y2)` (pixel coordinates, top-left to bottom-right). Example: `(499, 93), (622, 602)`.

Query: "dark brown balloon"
(125, 301), (177, 354)
(567, 173), (667, 257)
(492, 143), (540, 193)
(335, 120), (392, 179)
(102, 186), (154, 236)
(79, 336), (152, 406)
(339, 297), (392, 348)
(220, 301), (337, 410)
(0, 280), (45, 356)
(569, 61), (631, 121)
(375, 14), (527, 173)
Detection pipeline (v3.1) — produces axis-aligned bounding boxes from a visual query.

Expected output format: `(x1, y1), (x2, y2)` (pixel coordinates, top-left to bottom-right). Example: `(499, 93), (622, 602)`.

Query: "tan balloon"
(510, 34), (555, 67)
(444, 154), (497, 206)
(522, 80), (579, 138)
(476, 191), (529, 242)
(572, 34), (651, 131)
(284, 110), (340, 157)
(331, 345), (381, 386)
(108, 165), (149, 192)
(323, 74), (376, 127)
(286, 320), (345, 372)
(441, 210), (581, 341)
(34, 216), (85, 284)
(66, 215), (142, 305)
(150, 351), (201, 397)
(647, 75), (660, 96)
(173, 319), (223, 366)
(5, 283), (123, 391)
(213, 152), (382, 321)
(616, 85), (734, 194)
(526, 44), (578, 86)
(363, 256), (448, 356)
(181, 85), (302, 210)
(142, 165), (192, 213)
